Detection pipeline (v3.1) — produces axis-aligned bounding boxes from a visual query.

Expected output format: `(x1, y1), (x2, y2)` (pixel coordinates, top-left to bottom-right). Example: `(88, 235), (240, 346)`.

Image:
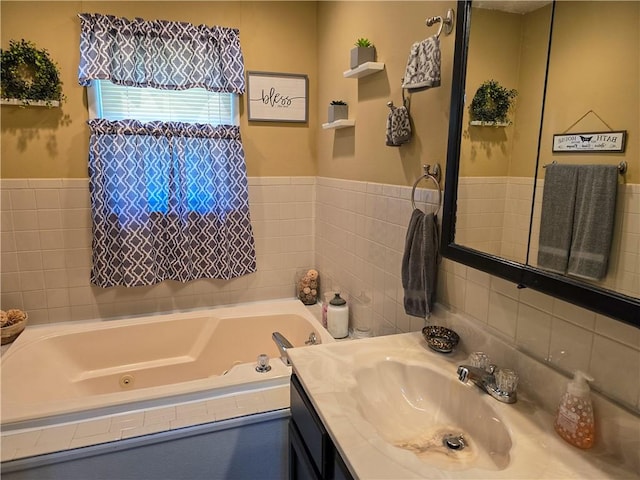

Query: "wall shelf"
(343, 62), (385, 79)
(322, 119), (355, 129)
(1, 99), (60, 107)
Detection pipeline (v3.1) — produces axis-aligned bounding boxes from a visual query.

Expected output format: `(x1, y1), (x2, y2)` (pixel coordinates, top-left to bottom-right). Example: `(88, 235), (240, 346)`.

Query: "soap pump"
(554, 371), (595, 449)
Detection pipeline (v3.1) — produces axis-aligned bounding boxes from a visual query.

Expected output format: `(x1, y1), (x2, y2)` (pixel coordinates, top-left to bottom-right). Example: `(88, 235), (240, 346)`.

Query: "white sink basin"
(288, 331), (636, 479)
(352, 359), (512, 471)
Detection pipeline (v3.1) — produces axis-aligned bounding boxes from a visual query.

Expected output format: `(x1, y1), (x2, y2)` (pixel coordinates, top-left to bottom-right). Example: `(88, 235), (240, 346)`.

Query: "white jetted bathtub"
(1, 299), (332, 429)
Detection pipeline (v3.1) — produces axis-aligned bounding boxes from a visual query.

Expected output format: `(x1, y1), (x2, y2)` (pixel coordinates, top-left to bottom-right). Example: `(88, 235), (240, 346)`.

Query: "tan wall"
(538, 1), (639, 184)
(0, 1), (318, 178)
(316, 1), (457, 187)
(461, 8), (525, 178)
(509, 5), (552, 178)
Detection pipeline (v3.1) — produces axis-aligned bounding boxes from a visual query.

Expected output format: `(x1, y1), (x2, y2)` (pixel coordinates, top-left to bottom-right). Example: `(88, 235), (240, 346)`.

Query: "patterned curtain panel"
(78, 13), (245, 94)
(88, 119), (257, 287)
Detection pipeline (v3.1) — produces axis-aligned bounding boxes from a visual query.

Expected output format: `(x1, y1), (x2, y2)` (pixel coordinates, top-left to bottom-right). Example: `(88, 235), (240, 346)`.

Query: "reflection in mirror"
(528, 1), (639, 301)
(442, 1), (640, 326)
(456, 1), (552, 263)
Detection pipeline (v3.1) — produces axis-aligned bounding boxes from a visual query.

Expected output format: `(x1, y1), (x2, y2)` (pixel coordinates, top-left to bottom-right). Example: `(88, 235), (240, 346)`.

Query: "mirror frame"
(441, 0), (640, 327)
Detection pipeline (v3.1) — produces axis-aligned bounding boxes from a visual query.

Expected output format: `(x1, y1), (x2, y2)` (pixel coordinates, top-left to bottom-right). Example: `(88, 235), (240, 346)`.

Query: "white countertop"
(288, 332), (638, 479)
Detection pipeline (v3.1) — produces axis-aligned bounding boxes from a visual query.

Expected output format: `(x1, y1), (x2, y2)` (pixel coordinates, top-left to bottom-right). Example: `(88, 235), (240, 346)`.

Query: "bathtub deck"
(1, 381), (290, 462)
(1, 299), (329, 462)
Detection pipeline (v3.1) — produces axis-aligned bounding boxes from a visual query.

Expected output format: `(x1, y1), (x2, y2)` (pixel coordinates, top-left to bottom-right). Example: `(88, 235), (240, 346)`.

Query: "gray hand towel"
(402, 35), (441, 91)
(537, 164), (579, 274)
(568, 165), (618, 280)
(402, 209), (439, 318)
(386, 105), (412, 147)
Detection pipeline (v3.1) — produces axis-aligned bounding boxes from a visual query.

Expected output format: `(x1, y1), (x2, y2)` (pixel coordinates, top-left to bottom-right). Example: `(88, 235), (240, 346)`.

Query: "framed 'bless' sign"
(246, 71), (308, 123)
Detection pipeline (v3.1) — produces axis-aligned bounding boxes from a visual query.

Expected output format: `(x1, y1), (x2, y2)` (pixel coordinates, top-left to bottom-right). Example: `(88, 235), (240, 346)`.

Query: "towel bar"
(411, 164), (442, 211)
(543, 160), (627, 174)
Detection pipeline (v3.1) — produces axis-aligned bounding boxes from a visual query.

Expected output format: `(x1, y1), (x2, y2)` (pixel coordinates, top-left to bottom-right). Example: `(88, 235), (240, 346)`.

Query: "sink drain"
(119, 374), (135, 388)
(442, 433), (466, 451)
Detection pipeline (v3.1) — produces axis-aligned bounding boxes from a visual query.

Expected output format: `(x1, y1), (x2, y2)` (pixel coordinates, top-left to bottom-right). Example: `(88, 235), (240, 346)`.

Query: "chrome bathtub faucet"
(457, 360), (519, 404)
(272, 331), (294, 366)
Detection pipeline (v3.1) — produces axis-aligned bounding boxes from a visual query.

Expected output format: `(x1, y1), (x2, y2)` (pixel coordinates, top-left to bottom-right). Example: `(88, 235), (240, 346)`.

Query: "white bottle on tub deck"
(327, 293), (349, 339)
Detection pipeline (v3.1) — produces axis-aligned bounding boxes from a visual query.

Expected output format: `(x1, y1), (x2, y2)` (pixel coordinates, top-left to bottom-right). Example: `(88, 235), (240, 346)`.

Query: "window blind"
(90, 80), (238, 125)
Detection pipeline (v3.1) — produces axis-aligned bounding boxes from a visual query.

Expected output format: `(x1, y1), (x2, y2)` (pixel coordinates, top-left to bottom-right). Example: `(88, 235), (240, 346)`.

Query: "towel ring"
(426, 9), (455, 38)
(411, 164), (442, 211)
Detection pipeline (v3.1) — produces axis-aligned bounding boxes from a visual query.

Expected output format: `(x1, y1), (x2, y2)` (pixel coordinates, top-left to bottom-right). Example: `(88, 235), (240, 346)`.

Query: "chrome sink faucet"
(457, 353), (518, 404)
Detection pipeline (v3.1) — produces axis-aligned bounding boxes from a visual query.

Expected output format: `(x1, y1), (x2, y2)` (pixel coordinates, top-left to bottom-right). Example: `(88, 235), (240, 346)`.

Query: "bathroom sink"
(352, 359), (512, 471)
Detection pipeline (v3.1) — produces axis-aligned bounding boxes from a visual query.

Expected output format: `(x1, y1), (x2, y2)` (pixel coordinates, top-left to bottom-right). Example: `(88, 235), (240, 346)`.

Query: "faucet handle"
(469, 352), (490, 370)
(457, 365), (470, 383)
(495, 368), (519, 394)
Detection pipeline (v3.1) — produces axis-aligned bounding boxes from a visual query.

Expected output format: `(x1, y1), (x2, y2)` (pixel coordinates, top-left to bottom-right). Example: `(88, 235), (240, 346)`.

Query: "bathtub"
(1, 298), (333, 432)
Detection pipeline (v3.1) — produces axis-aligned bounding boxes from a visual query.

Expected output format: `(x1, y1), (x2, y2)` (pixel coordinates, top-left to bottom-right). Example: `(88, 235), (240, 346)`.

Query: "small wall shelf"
(322, 119), (355, 129)
(469, 120), (509, 127)
(343, 62), (385, 79)
(1, 99), (60, 107)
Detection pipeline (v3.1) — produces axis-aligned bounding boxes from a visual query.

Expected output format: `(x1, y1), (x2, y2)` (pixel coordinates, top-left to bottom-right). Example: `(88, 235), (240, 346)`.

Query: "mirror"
(442, 0), (640, 327)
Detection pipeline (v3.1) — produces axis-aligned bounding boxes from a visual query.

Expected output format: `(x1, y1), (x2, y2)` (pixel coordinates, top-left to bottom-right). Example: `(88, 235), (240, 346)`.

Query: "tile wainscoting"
(1, 176), (638, 411)
(0, 177), (315, 323)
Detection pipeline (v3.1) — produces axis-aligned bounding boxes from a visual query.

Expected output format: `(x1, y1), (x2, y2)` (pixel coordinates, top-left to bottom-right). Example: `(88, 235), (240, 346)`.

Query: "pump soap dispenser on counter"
(327, 293), (349, 339)
(554, 371), (595, 449)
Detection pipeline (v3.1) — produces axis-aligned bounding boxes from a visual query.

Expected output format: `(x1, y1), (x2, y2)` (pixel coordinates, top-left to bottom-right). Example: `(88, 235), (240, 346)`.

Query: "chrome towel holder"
(411, 164), (442, 211)
(426, 9), (455, 38)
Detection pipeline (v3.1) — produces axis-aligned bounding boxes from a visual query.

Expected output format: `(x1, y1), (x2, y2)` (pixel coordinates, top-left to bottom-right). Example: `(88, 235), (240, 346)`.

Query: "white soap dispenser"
(554, 371), (595, 449)
(327, 293), (349, 339)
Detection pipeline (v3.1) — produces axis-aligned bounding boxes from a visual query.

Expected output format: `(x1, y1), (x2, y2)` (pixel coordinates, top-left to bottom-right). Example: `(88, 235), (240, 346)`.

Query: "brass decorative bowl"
(422, 325), (459, 353)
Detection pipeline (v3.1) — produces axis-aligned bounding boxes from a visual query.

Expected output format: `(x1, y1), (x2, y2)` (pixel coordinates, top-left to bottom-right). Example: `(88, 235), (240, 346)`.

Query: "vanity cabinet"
(289, 373), (353, 480)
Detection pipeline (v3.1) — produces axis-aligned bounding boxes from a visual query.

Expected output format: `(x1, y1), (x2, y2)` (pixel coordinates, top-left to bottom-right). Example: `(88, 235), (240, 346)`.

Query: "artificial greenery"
(354, 38), (374, 48)
(330, 100), (347, 105)
(1, 39), (65, 106)
(469, 80), (517, 124)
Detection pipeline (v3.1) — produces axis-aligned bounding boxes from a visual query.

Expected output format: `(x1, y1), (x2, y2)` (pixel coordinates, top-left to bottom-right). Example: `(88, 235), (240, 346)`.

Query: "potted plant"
(350, 38), (376, 69)
(328, 100), (348, 123)
(0, 39), (66, 107)
(469, 80), (517, 126)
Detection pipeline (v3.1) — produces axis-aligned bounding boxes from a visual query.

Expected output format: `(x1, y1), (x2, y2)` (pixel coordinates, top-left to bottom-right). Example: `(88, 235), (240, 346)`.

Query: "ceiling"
(474, 1), (551, 14)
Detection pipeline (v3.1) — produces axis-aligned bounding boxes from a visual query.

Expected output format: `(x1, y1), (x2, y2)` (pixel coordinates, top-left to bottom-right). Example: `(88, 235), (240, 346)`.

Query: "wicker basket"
(1, 314), (27, 345)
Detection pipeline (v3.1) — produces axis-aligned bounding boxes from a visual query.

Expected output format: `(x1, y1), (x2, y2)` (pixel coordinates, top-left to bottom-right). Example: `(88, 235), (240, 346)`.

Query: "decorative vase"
(350, 46), (376, 69)
(328, 105), (348, 123)
(296, 269), (320, 305)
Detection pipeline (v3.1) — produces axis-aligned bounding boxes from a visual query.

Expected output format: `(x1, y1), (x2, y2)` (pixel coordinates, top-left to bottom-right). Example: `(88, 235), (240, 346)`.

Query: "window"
(87, 80), (239, 125)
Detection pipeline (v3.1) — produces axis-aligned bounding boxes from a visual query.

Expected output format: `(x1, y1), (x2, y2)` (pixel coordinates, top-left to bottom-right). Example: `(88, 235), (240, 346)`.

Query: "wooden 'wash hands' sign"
(552, 131), (626, 153)
(246, 71), (308, 123)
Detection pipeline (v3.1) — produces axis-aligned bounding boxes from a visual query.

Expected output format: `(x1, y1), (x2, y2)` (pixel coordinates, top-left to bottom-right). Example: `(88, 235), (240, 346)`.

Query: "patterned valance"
(78, 13), (245, 94)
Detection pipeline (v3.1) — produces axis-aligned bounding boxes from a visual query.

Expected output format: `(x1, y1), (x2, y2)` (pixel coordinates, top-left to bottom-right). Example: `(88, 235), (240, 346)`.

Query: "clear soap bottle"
(554, 371), (595, 449)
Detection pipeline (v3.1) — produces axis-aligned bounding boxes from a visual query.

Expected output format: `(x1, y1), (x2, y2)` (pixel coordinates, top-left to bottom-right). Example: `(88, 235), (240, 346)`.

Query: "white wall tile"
(548, 317), (593, 373)
(487, 291), (518, 340)
(516, 303), (552, 360)
(589, 335), (640, 407)
(2, 177), (638, 413)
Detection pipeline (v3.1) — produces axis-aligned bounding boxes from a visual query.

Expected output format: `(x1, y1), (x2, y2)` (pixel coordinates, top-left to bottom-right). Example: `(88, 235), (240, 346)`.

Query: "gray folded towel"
(386, 105), (411, 146)
(538, 163), (618, 280)
(402, 35), (441, 91)
(568, 165), (618, 280)
(537, 164), (578, 274)
(402, 209), (439, 318)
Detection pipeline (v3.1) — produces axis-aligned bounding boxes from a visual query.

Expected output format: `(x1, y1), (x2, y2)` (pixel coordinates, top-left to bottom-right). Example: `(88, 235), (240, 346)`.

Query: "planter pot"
(328, 105), (348, 123)
(350, 46), (376, 69)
